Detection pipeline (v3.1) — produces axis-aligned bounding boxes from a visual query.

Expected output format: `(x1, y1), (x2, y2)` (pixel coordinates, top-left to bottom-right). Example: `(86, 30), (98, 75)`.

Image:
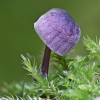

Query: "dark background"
(0, 0), (100, 95)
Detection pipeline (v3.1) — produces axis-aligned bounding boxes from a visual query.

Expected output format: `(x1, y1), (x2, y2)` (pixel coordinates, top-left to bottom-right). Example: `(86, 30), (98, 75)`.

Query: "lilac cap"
(34, 8), (81, 56)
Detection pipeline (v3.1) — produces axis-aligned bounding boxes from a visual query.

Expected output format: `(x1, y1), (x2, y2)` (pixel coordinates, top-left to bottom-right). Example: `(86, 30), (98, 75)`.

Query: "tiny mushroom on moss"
(34, 8), (81, 77)
(94, 97), (100, 100)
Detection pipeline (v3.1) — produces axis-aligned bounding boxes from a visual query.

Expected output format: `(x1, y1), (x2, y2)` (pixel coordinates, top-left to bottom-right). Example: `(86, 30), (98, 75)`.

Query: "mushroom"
(34, 8), (81, 77)
(94, 97), (100, 100)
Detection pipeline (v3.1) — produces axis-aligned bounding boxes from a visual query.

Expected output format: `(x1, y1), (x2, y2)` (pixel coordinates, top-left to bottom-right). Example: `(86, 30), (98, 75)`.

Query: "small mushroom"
(34, 8), (81, 77)
(94, 97), (100, 100)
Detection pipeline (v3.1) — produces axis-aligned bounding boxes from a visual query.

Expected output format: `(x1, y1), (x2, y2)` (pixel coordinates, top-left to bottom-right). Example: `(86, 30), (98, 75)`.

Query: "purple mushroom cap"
(34, 8), (81, 56)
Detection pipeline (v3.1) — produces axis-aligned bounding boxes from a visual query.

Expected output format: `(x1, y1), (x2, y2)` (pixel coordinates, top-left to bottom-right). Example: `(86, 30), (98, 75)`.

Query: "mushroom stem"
(41, 45), (51, 77)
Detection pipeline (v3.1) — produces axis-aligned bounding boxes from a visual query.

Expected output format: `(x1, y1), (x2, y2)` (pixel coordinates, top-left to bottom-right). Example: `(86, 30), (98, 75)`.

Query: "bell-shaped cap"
(34, 8), (81, 56)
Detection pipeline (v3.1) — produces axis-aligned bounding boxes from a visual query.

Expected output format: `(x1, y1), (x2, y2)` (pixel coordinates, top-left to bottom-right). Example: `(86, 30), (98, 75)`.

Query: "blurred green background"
(0, 0), (100, 95)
